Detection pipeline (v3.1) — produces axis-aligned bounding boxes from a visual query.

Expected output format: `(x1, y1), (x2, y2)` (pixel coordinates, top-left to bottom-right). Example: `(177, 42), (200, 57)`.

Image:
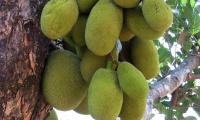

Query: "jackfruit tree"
(0, 0), (200, 120)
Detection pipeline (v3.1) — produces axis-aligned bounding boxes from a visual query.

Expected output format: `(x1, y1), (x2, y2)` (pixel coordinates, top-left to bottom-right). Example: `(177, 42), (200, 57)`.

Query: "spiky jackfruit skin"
(131, 38), (160, 79)
(77, 0), (98, 13)
(88, 68), (123, 120)
(80, 50), (106, 82)
(113, 0), (139, 8)
(120, 95), (147, 120)
(74, 93), (89, 115)
(117, 62), (148, 99)
(85, 0), (123, 56)
(119, 24), (135, 42)
(42, 50), (87, 110)
(40, 0), (79, 40)
(46, 109), (58, 120)
(117, 62), (148, 120)
(142, 0), (173, 32)
(72, 15), (88, 46)
(125, 8), (164, 40)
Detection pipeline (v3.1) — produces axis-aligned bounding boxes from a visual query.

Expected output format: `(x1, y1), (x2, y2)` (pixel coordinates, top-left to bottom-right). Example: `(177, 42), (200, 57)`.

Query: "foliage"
(152, 0), (200, 119)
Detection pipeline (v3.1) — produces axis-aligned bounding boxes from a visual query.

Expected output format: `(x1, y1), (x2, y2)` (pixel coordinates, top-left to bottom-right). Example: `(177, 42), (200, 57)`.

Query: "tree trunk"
(0, 0), (52, 120)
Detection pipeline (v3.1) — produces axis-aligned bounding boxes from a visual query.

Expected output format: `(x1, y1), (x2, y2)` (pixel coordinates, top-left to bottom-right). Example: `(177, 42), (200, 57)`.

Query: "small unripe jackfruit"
(119, 24), (135, 42)
(74, 94), (89, 115)
(88, 68), (123, 120)
(117, 62), (148, 120)
(125, 8), (164, 40)
(46, 109), (58, 120)
(42, 50), (87, 110)
(80, 50), (106, 82)
(40, 0), (79, 39)
(85, 0), (123, 56)
(72, 15), (88, 46)
(113, 0), (139, 8)
(77, 0), (98, 13)
(142, 0), (173, 31)
(131, 38), (160, 79)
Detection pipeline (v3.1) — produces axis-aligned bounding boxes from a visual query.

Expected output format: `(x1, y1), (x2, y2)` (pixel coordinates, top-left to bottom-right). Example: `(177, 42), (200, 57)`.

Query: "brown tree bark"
(0, 0), (52, 120)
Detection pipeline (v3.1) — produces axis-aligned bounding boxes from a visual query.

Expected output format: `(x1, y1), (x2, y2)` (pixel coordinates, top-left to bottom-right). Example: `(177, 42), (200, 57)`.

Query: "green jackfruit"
(42, 49), (87, 110)
(117, 62), (148, 120)
(72, 15), (88, 46)
(142, 0), (173, 31)
(131, 38), (160, 79)
(80, 50), (106, 82)
(125, 8), (164, 40)
(85, 0), (123, 56)
(46, 109), (58, 120)
(40, 0), (79, 39)
(74, 93), (89, 115)
(88, 68), (123, 120)
(120, 95), (147, 120)
(119, 24), (135, 42)
(77, 0), (98, 13)
(117, 62), (148, 99)
(113, 0), (139, 8)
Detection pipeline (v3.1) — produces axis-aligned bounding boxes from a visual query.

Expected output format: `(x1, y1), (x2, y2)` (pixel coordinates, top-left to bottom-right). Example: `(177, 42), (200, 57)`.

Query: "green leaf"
(158, 47), (171, 63)
(183, 38), (193, 53)
(197, 39), (200, 46)
(190, 0), (196, 8)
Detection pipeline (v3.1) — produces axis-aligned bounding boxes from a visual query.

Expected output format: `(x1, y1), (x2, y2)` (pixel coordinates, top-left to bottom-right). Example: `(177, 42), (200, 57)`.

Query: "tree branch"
(187, 73), (200, 80)
(143, 55), (200, 120)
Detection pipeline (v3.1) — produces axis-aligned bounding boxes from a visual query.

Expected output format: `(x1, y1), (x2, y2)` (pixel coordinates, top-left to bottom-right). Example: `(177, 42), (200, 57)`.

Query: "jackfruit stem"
(63, 38), (76, 48)
(106, 60), (113, 70)
(75, 46), (83, 58)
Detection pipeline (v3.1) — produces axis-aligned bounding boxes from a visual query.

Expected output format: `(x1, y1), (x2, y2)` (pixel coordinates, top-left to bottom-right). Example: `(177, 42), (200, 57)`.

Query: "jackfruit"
(120, 95), (147, 120)
(142, 0), (173, 31)
(77, 0), (98, 13)
(74, 93), (89, 115)
(125, 8), (164, 40)
(40, 0), (79, 39)
(117, 62), (148, 99)
(80, 50), (106, 82)
(85, 0), (123, 56)
(46, 109), (58, 120)
(42, 49), (87, 110)
(113, 0), (139, 8)
(131, 38), (160, 79)
(117, 62), (148, 120)
(119, 24), (135, 42)
(88, 68), (123, 120)
(72, 15), (88, 46)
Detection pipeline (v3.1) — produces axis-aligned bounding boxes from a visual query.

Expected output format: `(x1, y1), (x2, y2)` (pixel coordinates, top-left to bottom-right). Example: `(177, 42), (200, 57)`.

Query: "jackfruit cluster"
(40, 0), (173, 119)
